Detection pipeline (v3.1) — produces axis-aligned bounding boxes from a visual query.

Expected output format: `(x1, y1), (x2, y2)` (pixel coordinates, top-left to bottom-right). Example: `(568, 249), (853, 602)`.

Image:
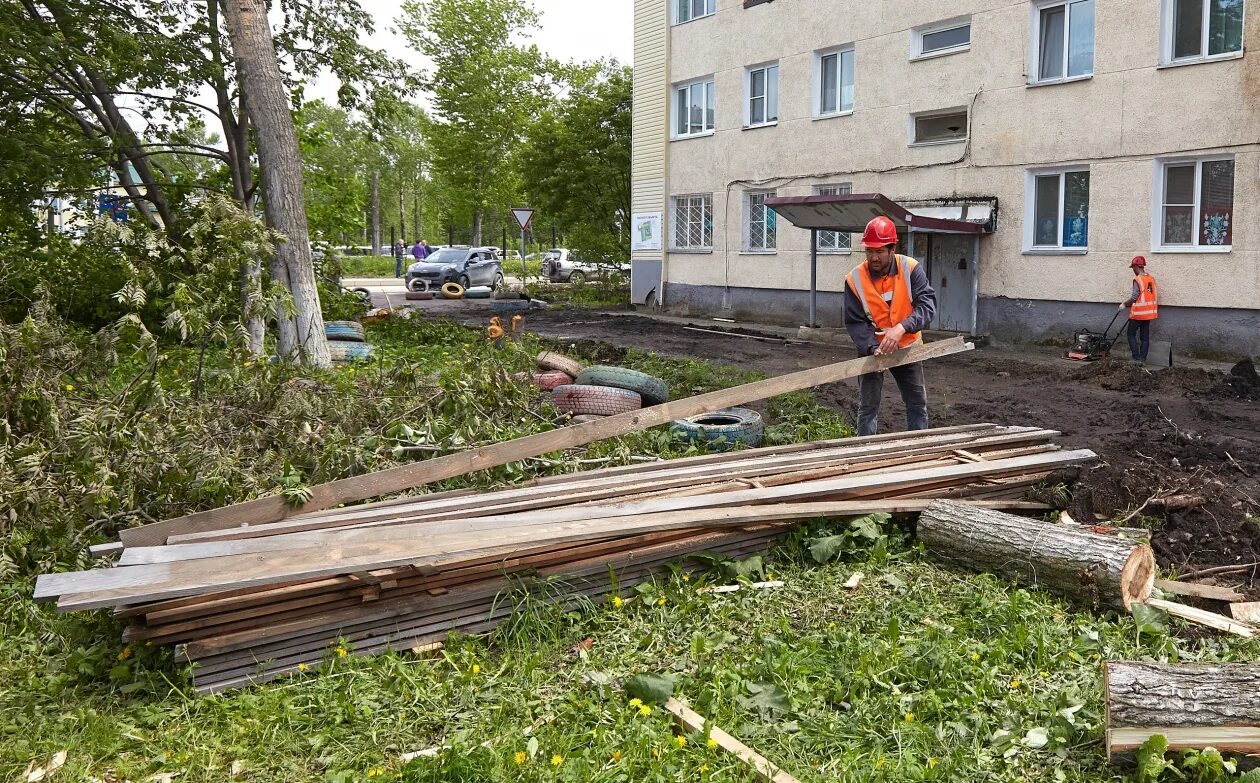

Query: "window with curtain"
(746, 64), (779, 126)
(817, 47), (855, 115)
(1028, 169), (1090, 249)
(1034, 0), (1095, 82)
(1158, 158), (1234, 248)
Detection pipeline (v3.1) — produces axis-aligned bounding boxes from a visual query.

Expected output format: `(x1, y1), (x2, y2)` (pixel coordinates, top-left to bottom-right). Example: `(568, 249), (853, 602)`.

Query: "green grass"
(339, 255), (402, 278)
(3, 314), (1256, 782)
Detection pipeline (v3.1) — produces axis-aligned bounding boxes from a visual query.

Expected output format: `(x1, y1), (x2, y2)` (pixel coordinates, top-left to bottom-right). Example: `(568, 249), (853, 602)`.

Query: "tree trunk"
(370, 170), (381, 255)
(221, 0), (329, 367)
(1105, 661), (1260, 765)
(471, 209), (482, 246)
(917, 500), (1155, 611)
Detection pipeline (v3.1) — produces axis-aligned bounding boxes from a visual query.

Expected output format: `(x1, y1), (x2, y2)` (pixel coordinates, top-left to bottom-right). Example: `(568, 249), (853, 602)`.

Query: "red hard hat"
(1130, 255), (1147, 267)
(861, 216), (898, 248)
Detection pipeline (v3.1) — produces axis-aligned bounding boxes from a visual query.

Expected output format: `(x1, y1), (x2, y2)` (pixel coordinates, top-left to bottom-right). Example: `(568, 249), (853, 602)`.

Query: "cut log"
(1231, 602), (1260, 623)
(917, 500), (1155, 611)
(1105, 661), (1260, 764)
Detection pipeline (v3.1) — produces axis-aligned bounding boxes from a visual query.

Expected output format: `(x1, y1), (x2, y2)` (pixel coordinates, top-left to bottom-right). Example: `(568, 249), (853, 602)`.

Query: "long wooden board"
(116, 337), (973, 546)
(664, 698), (802, 783)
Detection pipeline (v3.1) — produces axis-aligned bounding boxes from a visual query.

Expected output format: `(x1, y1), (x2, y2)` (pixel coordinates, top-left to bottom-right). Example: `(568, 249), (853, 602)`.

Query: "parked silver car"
(541, 248), (625, 283)
(405, 246), (504, 291)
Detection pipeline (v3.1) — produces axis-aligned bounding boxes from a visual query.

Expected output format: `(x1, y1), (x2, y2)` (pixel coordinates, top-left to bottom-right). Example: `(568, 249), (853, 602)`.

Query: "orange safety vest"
(1131, 273), (1158, 321)
(846, 254), (923, 349)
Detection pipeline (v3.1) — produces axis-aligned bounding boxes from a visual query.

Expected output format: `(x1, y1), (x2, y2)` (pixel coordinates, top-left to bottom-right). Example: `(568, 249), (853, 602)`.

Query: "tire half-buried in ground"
(550, 384), (642, 416)
(670, 407), (764, 451)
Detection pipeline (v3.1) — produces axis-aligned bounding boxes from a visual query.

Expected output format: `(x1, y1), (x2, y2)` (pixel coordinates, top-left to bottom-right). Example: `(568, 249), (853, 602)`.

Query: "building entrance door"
(911, 233), (977, 334)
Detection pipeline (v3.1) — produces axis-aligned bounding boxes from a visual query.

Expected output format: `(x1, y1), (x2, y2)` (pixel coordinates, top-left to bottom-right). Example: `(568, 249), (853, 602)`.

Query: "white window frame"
(744, 61), (780, 128)
(911, 17), (972, 61)
(814, 184), (853, 253)
(671, 77), (715, 139)
(1159, 0), (1247, 66)
(673, 0), (715, 26)
(670, 193), (713, 251)
(1028, 0), (1095, 85)
(812, 45), (856, 118)
(1150, 155), (1235, 253)
(743, 190), (777, 253)
(909, 107), (969, 146)
(1022, 166), (1091, 254)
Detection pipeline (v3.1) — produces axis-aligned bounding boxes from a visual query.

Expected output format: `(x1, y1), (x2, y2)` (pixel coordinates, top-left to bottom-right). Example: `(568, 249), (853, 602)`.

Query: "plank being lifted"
(117, 336), (974, 547)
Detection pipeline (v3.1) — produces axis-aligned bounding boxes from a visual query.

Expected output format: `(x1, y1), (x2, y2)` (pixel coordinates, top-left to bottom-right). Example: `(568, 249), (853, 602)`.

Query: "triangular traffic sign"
(510, 208), (535, 231)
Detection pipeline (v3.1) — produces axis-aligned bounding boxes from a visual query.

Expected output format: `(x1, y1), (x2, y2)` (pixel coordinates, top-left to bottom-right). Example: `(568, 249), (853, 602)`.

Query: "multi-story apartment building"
(629, 0), (1257, 355)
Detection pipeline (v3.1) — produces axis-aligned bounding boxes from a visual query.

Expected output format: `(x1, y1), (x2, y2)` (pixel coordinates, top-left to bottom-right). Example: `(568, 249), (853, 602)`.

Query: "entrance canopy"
(764, 193), (987, 235)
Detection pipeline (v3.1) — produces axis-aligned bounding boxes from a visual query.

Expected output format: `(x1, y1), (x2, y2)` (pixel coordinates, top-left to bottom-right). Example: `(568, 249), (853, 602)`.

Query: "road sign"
(510, 208), (535, 231)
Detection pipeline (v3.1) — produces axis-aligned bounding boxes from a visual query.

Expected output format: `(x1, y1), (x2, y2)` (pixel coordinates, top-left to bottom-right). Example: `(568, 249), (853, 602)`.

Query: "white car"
(541, 248), (625, 283)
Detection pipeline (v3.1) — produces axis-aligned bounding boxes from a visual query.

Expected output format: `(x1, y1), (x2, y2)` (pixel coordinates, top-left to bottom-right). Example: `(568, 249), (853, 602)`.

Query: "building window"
(674, 0), (715, 25)
(671, 194), (713, 250)
(744, 191), (777, 252)
(913, 19), (971, 59)
(912, 109), (968, 145)
(815, 46), (855, 116)
(673, 78), (715, 138)
(745, 63), (779, 127)
(1031, 0), (1095, 83)
(1156, 158), (1234, 249)
(1162, 0), (1244, 63)
(1025, 168), (1090, 250)
(815, 184), (852, 252)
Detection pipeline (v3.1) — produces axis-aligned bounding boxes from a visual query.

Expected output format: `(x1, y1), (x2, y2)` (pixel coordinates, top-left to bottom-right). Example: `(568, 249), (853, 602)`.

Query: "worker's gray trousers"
(856, 361), (929, 436)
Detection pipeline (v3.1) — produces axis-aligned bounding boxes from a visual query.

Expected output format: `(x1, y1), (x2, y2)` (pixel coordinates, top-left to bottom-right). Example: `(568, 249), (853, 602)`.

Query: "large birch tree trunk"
(370, 170), (381, 256)
(221, 0), (329, 367)
(1105, 661), (1260, 766)
(917, 500), (1155, 611)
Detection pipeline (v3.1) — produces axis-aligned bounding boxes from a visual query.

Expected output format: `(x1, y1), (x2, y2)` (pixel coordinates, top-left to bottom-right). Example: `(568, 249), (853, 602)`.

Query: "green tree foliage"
(520, 63), (631, 263)
(398, 0), (554, 246)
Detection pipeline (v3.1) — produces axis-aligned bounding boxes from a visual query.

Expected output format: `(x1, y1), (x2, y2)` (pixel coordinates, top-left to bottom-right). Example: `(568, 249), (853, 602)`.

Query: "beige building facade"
(630, 0), (1259, 355)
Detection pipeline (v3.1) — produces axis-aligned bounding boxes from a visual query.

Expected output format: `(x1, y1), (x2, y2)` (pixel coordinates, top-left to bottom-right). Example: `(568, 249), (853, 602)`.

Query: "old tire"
(575, 365), (670, 406)
(670, 408), (764, 451)
(328, 341), (375, 364)
(537, 351), (584, 376)
(441, 282), (465, 300)
(550, 384), (641, 416)
(465, 286), (494, 299)
(405, 290), (434, 301)
(532, 370), (573, 391)
(491, 300), (531, 314)
(324, 320), (365, 342)
(407, 278), (429, 292)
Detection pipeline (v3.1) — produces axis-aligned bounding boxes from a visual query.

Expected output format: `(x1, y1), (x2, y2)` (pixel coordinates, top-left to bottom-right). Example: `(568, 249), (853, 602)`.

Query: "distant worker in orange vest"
(843, 216), (938, 436)
(1121, 256), (1158, 362)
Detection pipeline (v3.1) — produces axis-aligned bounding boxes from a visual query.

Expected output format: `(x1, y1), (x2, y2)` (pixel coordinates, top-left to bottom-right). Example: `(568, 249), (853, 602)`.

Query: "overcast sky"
(308, 0), (635, 104)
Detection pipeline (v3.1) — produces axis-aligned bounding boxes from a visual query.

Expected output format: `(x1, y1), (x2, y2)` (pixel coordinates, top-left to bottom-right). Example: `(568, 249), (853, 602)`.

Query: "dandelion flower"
(657, 597), (666, 606)
(927, 757), (938, 769)
(970, 652), (980, 661)
(1010, 679), (1021, 689)
(638, 704), (652, 716)
(611, 751), (622, 762)
(336, 646), (348, 657)
(471, 664), (480, 675)
(904, 712), (915, 722)
(612, 596), (624, 608)
(706, 738), (718, 749)
(628, 698), (643, 708)
(876, 755), (887, 769)
(117, 646), (132, 661)
(700, 763), (710, 772)
(298, 663), (309, 672)
(514, 752), (527, 765)
(551, 754), (563, 767)
(767, 572), (775, 580)
(367, 770), (377, 778)
(674, 736), (687, 747)
(64, 384), (74, 392)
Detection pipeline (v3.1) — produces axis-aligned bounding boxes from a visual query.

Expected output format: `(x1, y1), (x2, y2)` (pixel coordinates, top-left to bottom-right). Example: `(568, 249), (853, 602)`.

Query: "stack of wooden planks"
(36, 423), (1095, 693)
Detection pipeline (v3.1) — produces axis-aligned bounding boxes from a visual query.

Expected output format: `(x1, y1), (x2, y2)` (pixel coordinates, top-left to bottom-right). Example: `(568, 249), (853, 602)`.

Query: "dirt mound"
(1212, 358), (1260, 401)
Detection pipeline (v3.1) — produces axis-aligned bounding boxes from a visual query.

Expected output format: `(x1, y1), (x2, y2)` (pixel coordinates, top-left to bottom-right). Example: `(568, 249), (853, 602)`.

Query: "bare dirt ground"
(409, 298), (1260, 581)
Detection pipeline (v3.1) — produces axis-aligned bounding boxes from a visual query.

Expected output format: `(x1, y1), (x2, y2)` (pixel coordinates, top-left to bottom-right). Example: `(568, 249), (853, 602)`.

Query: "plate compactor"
(1065, 310), (1125, 361)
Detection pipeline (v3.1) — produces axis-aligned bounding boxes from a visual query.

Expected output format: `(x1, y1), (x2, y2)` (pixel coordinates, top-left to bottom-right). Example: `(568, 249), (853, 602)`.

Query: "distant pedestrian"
(1121, 256), (1158, 361)
(843, 216), (938, 436)
(412, 239), (430, 260)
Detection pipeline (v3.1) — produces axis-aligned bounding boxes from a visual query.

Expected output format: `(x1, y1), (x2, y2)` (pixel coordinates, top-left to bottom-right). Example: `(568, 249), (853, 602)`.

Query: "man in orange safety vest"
(843, 216), (938, 436)
(1121, 256), (1158, 361)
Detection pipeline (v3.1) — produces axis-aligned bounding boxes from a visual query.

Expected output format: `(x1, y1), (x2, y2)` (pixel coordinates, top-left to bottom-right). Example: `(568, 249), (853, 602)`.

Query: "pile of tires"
(325, 320), (374, 364)
(530, 351), (671, 425)
(670, 407), (764, 451)
(529, 351), (582, 392)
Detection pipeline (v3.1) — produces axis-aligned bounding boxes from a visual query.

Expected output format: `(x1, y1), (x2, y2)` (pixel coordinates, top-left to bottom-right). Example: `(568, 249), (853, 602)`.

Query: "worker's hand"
(1118, 302), (1128, 310)
(876, 324), (906, 355)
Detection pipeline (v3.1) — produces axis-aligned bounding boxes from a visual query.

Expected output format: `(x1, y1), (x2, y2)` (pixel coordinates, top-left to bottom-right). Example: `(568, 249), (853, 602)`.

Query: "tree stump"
(917, 500), (1155, 611)
(1105, 661), (1260, 765)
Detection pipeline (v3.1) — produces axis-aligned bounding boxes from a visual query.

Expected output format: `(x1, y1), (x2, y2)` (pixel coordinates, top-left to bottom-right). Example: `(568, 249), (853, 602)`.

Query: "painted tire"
(324, 320), (365, 342)
(532, 370), (574, 391)
(407, 278), (429, 292)
(575, 365), (670, 406)
(490, 300), (531, 314)
(328, 341), (375, 364)
(465, 286), (494, 299)
(550, 384), (641, 416)
(670, 408), (764, 451)
(537, 351), (584, 376)
(405, 290), (434, 301)
(441, 282), (465, 299)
